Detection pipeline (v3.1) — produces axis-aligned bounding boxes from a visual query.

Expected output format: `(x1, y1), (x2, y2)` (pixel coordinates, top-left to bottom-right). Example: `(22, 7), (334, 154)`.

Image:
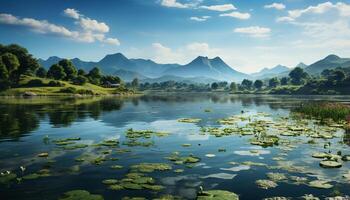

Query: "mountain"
(164, 56), (249, 81)
(113, 69), (148, 82)
(141, 75), (219, 84)
(295, 62), (308, 68)
(305, 54), (350, 74)
(39, 54), (248, 82)
(251, 65), (289, 78)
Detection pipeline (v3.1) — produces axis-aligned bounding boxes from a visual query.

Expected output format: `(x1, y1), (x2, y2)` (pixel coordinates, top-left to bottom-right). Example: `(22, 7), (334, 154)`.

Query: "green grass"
(294, 103), (350, 122)
(0, 76), (132, 96)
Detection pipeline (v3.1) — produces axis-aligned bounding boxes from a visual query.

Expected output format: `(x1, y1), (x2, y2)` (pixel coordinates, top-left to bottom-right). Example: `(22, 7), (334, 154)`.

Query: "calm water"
(0, 94), (349, 200)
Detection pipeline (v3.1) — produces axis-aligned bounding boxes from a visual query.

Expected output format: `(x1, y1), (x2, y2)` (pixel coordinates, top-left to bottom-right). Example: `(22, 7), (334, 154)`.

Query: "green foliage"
(294, 103), (350, 122)
(211, 82), (218, 90)
(72, 75), (88, 85)
(280, 77), (289, 85)
(289, 67), (309, 85)
(241, 79), (253, 90)
(88, 67), (102, 85)
(36, 67), (47, 78)
(47, 64), (66, 80)
(230, 82), (237, 92)
(59, 87), (77, 94)
(78, 69), (86, 76)
(48, 80), (65, 87)
(0, 44), (39, 84)
(269, 77), (280, 88)
(58, 59), (77, 80)
(254, 80), (263, 90)
(101, 75), (121, 85)
(26, 79), (45, 87)
(131, 78), (139, 88)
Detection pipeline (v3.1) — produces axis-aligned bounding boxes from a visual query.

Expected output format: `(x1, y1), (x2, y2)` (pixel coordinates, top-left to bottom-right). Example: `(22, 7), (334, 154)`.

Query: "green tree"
(131, 78), (139, 89)
(78, 69), (86, 76)
(88, 67), (102, 85)
(0, 60), (10, 90)
(269, 77), (280, 88)
(58, 59), (77, 80)
(241, 79), (253, 90)
(101, 75), (121, 85)
(280, 77), (289, 85)
(289, 67), (308, 85)
(254, 80), (263, 90)
(36, 67), (47, 78)
(230, 82), (237, 92)
(72, 75), (88, 85)
(1, 53), (19, 74)
(0, 44), (39, 84)
(211, 82), (219, 90)
(47, 64), (66, 80)
(330, 70), (346, 82)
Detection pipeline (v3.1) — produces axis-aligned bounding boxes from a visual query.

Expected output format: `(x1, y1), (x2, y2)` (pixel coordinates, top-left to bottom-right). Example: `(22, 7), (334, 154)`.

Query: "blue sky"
(1, 0), (350, 73)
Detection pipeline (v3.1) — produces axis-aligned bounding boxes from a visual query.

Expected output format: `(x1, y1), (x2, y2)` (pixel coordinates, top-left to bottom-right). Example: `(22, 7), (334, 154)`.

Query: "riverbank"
(0, 76), (136, 97)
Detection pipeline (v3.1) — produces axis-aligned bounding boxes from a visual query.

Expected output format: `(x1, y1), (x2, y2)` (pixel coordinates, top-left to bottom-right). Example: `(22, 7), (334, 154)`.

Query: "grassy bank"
(294, 103), (350, 126)
(0, 76), (132, 96)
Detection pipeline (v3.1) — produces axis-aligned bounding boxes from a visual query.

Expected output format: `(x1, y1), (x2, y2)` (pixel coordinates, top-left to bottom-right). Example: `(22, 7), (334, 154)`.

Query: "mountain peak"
(324, 54), (340, 61)
(296, 62), (307, 68)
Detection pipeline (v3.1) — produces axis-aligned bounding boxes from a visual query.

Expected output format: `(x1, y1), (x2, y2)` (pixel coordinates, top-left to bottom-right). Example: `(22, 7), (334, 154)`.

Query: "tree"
(78, 69), (86, 76)
(131, 78), (139, 89)
(36, 67), (47, 78)
(230, 82), (237, 92)
(0, 44), (39, 84)
(72, 75), (88, 85)
(241, 79), (253, 90)
(0, 60), (10, 90)
(1, 53), (19, 74)
(289, 67), (308, 85)
(211, 82), (219, 90)
(254, 80), (263, 90)
(47, 64), (66, 80)
(269, 77), (280, 88)
(58, 59), (77, 80)
(280, 77), (289, 85)
(88, 67), (102, 85)
(330, 70), (346, 82)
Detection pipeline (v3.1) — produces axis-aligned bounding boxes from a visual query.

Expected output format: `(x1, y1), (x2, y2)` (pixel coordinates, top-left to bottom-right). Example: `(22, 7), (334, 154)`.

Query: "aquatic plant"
(294, 103), (350, 123)
(197, 190), (239, 200)
(177, 118), (201, 123)
(308, 180), (333, 189)
(256, 179), (278, 189)
(58, 190), (104, 200)
(130, 163), (172, 173)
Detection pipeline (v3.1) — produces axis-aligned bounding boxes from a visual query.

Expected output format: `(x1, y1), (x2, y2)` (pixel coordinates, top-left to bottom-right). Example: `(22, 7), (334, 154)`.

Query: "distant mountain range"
(39, 53), (350, 83)
(39, 53), (249, 82)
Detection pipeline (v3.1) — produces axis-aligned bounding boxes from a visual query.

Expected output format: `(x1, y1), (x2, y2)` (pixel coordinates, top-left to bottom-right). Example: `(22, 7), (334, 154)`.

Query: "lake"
(0, 94), (349, 200)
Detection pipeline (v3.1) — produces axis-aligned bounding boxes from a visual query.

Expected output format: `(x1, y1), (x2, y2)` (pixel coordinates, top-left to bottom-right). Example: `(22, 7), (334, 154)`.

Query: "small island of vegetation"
(0, 44), (132, 96)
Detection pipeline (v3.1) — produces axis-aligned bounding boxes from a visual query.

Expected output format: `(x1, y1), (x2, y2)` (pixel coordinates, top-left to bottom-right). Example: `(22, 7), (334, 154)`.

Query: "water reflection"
(0, 94), (349, 141)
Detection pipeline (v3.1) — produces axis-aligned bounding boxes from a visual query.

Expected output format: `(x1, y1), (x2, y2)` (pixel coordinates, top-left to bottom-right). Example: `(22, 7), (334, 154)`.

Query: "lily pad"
(266, 173), (287, 182)
(59, 190), (104, 200)
(178, 118), (201, 123)
(131, 163), (172, 173)
(319, 160), (342, 168)
(197, 190), (239, 200)
(308, 180), (333, 189)
(256, 179), (278, 189)
(0, 173), (17, 184)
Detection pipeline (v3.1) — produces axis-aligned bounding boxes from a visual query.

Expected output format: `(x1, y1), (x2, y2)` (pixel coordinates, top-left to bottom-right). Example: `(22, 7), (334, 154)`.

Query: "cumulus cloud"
(264, 3), (285, 10)
(63, 8), (80, 19)
(160, 0), (190, 8)
(79, 17), (109, 33)
(0, 9), (120, 46)
(234, 26), (271, 38)
(220, 11), (251, 20)
(190, 16), (211, 22)
(200, 4), (236, 12)
(278, 1), (350, 22)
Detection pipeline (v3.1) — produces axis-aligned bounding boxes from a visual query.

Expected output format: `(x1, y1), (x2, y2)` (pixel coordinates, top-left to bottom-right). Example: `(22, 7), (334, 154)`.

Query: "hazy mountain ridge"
(39, 53), (349, 83)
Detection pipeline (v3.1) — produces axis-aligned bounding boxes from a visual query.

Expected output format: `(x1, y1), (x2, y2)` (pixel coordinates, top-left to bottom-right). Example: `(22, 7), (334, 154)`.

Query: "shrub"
(77, 89), (94, 95)
(26, 79), (45, 87)
(72, 75), (88, 85)
(48, 80), (64, 87)
(59, 87), (77, 94)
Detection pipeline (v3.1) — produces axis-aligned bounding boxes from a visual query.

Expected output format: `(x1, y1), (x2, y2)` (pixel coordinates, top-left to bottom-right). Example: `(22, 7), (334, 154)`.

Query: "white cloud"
(0, 13), (77, 37)
(280, 1), (350, 21)
(200, 4), (236, 12)
(160, 0), (190, 8)
(190, 16), (211, 22)
(0, 10), (119, 46)
(220, 11), (251, 20)
(276, 16), (294, 22)
(264, 3), (286, 10)
(63, 8), (80, 19)
(234, 26), (271, 38)
(186, 42), (211, 55)
(79, 17), (109, 33)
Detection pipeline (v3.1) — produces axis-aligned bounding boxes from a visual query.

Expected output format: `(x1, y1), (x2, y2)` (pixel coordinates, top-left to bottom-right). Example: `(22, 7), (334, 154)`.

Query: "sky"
(1, 0), (350, 73)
